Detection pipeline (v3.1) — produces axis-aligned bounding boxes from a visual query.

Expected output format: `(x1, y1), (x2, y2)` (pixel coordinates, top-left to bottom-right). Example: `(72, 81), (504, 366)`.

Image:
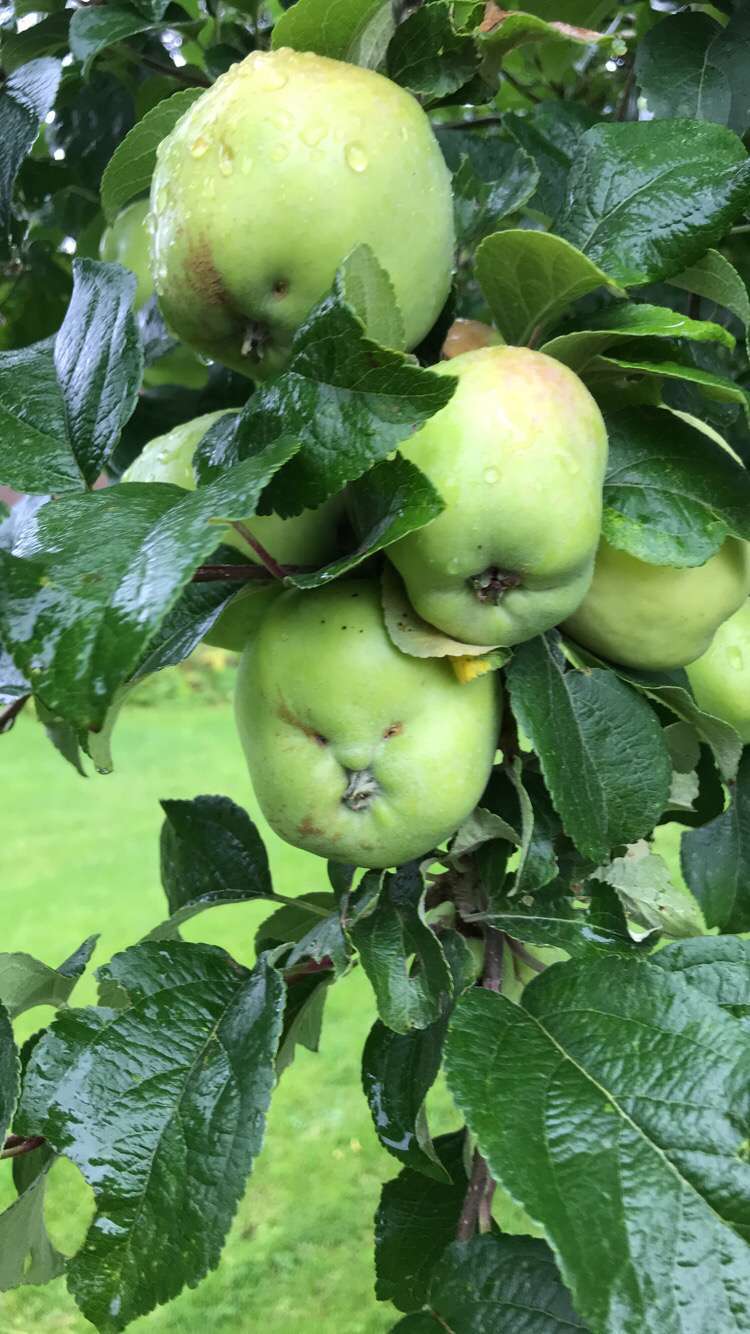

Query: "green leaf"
(476, 229), (622, 347)
(0, 1146), (65, 1292)
(387, 3), (478, 99)
(600, 406), (750, 567)
(543, 300), (734, 372)
(1, 14), (70, 75)
(480, 763), (562, 899)
(669, 249), (750, 358)
(350, 865), (452, 1034)
(0, 937), (96, 1018)
(595, 842), (705, 938)
(0, 1002), (18, 1147)
(100, 88), (203, 223)
(506, 635), (672, 863)
(478, 6), (613, 63)
(652, 936), (750, 1029)
(0, 58), (61, 242)
(505, 100), (597, 220)
(339, 245), (405, 351)
(362, 1018), (450, 1180)
(557, 120), (750, 287)
(381, 563), (508, 661)
(445, 960), (750, 1334)
(153, 794), (273, 939)
(709, 5), (750, 136)
(593, 353), (750, 417)
(635, 13), (731, 124)
(276, 971), (332, 1076)
(428, 1234), (589, 1333)
(287, 454), (444, 591)
(561, 640), (743, 784)
(481, 882), (644, 958)
(437, 126), (539, 249)
(681, 750), (750, 932)
(375, 1131), (468, 1312)
(17, 942), (285, 1332)
(271, 0), (394, 67)
(0, 437), (296, 729)
(391, 1317), (442, 1333)
(197, 286), (456, 517)
(69, 6), (155, 77)
(0, 259), (143, 492)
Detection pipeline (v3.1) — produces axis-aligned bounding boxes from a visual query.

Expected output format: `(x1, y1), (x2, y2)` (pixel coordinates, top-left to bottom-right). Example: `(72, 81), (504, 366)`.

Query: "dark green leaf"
(0, 259), (142, 492)
(669, 250), (750, 358)
(506, 635), (672, 863)
(391, 1317), (442, 1333)
(437, 129), (539, 249)
(543, 301), (734, 373)
(375, 1131), (467, 1312)
(100, 89), (204, 223)
(17, 942), (285, 1332)
(387, 4), (478, 99)
(1, 15), (70, 75)
(709, 5), (750, 136)
(0, 58), (61, 241)
(505, 100), (597, 220)
(601, 406), (750, 566)
(481, 882), (642, 958)
(558, 120), (750, 286)
(429, 1234), (589, 1333)
(476, 229), (622, 346)
(197, 286), (455, 517)
(653, 936), (750, 1029)
(350, 865), (452, 1034)
(276, 971), (331, 1076)
(445, 960), (750, 1334)
(154, 794), (272, 937)
(594, 353), (750, 417)
(0, 438), (296, 729)
(362, 1017), (450, 1180)
(0, 1003), (18, 1147)
(681, 750), (750, 931)
(288, 454), (444, 590)
(635, 13), (731, 124)
(69, 6), (155, 77)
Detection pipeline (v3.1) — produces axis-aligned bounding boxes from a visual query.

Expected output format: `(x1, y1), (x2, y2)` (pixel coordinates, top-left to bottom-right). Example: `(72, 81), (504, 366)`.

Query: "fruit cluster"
(116, 47), (750, 870)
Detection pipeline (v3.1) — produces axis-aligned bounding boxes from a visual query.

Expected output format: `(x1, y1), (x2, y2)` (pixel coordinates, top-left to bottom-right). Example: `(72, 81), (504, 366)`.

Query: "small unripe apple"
(234, 580), (501, 868)
(564, 538), (750, 671)
(441, 319), (500, 360)
(149, 47), (455, 379)
(384, 346), (608, 646)
(122, 411), (343, 650)
(100, 199), (209, 390)
(686, 598), (750, 740)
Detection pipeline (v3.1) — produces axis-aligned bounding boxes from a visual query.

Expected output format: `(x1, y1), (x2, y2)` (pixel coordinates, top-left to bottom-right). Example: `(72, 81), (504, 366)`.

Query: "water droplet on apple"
(301, 121), (327, 147)
(728, 645), (744, 671)
(345, 142), (368, 173)
(271, 143), (290, 163)
(273, 109), (294, 130)
(218, 143), (234, 176)
(258, 66), (288, 92)
(483, 467), (499, 484)
(190, 135), (210, 158)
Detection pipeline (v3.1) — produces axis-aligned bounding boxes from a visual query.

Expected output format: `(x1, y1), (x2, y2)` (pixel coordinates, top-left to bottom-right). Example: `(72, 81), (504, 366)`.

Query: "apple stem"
(192, 564), (275, 583)
(481, 925), (504, 993)
(0, 694), (29, 734)
(1, 1135), (45, 1161)
(507, 936), (546, 973)
(230, 522), (288, 581)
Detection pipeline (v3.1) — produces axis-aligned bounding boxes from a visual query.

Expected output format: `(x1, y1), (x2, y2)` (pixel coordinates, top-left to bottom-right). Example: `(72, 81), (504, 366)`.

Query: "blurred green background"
(0, 651), (683, 1333)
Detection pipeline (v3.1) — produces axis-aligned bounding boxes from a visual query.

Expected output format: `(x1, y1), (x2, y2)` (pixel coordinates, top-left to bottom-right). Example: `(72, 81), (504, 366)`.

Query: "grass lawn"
(0, 683), (687, 1334)
(0, 691), (454, 1334)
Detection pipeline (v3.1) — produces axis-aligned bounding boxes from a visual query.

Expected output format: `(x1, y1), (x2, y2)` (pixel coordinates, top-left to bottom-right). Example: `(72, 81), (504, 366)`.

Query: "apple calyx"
(468, 566), (522, 605)
(241, 321), (271, 362)
(343, 768), (380, 812)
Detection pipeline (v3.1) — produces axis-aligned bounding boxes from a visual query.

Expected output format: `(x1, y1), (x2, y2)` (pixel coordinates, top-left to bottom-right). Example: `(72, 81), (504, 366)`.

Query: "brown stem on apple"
(1, 1135), (45, 1161)
(0, 694), (30, 734)
(230, 523), (288, 581)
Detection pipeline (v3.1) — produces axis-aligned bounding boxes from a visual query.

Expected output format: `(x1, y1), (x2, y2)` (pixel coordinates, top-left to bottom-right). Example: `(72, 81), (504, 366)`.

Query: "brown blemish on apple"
(184, 231), (237, 314)
(278, 699), (327, 745)
(383, 722), (403, 739)
(298, 816), (324, 837)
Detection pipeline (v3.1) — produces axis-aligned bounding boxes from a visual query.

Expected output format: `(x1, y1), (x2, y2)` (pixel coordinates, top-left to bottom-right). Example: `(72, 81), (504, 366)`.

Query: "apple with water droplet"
(234, 580), (501, 868)
(149, 47), (455, 379)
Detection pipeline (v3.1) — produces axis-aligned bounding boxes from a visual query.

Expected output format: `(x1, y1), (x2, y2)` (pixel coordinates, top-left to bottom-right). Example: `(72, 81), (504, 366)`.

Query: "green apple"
(234, 580), (501, 868)
(384, 346), (608, 646)
(100, 199), (209, 390)
(149, 47), (455, 380)
(564, 537), (750, 671)
(122, 410), (343, 650)
(686, 599), (750, 740)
